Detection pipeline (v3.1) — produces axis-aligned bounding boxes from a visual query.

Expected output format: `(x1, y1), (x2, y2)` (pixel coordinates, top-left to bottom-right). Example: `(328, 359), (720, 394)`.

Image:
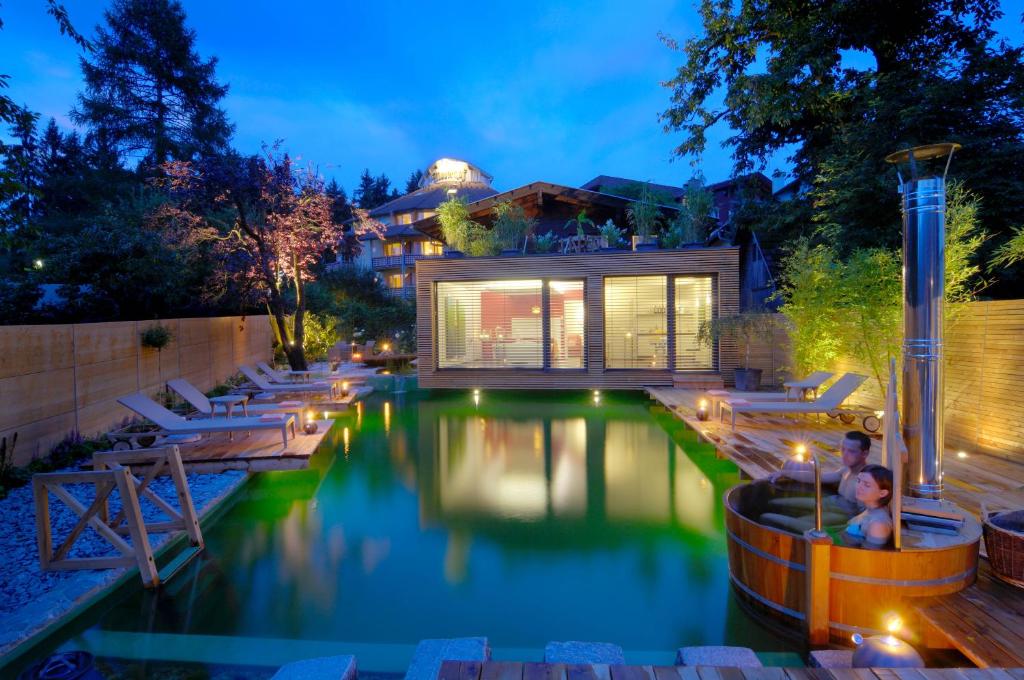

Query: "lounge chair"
(709, 371), (835, 402)
(117, 393), (296, 447)
(256, 361), (357, 389)
(166, 378), (306, 422)
(719, 373), (868, 431)
(239, 365), (337, 399)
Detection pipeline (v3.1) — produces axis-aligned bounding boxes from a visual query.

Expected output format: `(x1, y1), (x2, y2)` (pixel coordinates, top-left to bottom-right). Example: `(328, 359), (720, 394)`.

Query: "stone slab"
(676, 646), (762, 667)
(404, 637), (490, 680)
(544, 641), (625, 665)
(271, 655), (356, 680)
(809, 649), (854, 668)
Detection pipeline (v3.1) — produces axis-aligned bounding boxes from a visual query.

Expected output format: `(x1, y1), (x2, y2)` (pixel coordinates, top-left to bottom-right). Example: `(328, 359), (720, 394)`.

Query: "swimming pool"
(16, 390), (799, 674)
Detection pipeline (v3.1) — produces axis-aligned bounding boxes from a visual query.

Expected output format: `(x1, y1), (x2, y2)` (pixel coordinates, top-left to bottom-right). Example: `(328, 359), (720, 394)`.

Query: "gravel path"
(0, 466), (248, 656)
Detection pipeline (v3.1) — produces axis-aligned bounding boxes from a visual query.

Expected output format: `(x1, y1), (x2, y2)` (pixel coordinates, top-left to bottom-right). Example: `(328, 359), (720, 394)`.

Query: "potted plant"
(598, 219), (626, 250)
(533, 231), (558, 253)
(563, 210), (596, 252)
(493, 200), (536, 255)
(626, 184), (663, 250)
(698, 313), (776, 390)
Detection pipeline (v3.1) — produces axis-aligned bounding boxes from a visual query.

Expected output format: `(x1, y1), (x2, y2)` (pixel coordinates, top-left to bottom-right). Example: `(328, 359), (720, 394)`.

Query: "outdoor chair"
(166, 378), (306, 422)
(719, 373), (868, 431)
(117, 393), (296, 447)
(239, 365), (338, 399)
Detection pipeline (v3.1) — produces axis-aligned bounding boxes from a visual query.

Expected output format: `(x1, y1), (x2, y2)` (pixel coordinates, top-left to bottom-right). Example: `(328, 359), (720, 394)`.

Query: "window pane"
(604, 276), (667, 369)
(384, 242), (402, 256)
(674, 276), (714, 369)
(437, 280), (543, 368)
(548, 280), (585, 369)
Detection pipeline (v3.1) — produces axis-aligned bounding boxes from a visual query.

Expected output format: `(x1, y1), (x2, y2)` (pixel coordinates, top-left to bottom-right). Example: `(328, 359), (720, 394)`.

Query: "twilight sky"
(3, 1), (1022, 195)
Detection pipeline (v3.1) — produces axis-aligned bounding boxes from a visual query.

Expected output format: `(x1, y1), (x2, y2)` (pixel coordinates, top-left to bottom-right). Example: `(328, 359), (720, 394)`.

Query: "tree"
(405, 169), (424, 194)
(664, 179), (715, 246)
(73, 0), (232, 170)
(157, 147), (342, 369)
(660, 0), (1024, 286)
(354, 169), (397, 209)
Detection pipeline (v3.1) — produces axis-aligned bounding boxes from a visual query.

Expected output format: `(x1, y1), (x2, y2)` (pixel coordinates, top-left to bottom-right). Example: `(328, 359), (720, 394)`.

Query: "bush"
(140, 323), (174, 350)
(534, 231), (558, 253)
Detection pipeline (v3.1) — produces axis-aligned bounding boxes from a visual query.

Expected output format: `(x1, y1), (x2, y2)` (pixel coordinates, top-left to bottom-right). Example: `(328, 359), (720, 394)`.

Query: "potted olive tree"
(698, 313), (777, 390)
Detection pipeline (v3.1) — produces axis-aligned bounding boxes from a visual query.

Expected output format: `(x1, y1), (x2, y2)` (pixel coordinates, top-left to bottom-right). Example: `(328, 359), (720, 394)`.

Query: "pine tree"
(73, 0), (232, 170)
(405, 169), (424, 194)
(354, 169), (376, 209)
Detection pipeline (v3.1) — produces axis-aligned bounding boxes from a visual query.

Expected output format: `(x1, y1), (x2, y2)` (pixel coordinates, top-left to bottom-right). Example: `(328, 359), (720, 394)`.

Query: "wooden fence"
(0, 316), (272, 466)
(748, 300), (1024, 461)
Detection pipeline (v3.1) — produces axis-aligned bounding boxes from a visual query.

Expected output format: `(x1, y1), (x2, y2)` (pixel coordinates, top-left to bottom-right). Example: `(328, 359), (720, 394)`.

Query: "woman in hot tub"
(760, 464), (894, 549)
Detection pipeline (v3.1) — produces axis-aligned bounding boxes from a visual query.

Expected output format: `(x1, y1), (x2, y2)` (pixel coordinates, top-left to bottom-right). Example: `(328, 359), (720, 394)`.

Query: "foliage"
(990, 227), (1024, 270)
(1, 431), (111, 498)
(73, 0), (232, 169)
(563, 209), (596, 240)
(405, 169), (424, 194)
(492, 200), (536, 252)
(140, 323), (174, 351)
(598, 219), (626, 249)
(437, 196), (494, 255)
(777, 184), (987, 391)
(625, 184), (662, 239)
(298, 311), (339, 361)
(0, 433), (17, 498)
(660, 0), (1024, 292)
(533, 231), (558, 253)
(354, 169), (399, 209)
(305, 266), (417, 353)
(665, 179), (715, 246)
(697, 313), (777, 370)
(156, 146), (342, 370)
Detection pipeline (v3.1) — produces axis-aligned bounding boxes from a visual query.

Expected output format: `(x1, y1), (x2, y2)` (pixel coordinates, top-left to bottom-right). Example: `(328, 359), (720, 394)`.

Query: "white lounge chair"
(117, 393), (296, 447)
(709, 371), (835, 402)
(719, 373), (868, 431)
(257, 361), (357, 389)
(166, 378), (306, 422)
(239, 365), (337, 399)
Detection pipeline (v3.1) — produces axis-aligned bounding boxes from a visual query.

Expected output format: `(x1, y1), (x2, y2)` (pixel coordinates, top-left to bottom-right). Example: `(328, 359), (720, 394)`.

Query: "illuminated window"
(604, 276), (667, 369)
(549, 280), (585, 369)
(421, 241), (444, 256)
(384, 242), (403, 256)
(387, 273), (403, 289)
(675, 276), (714, 370)
(395, 213), (413, 225)
(437, 280), (543, 368)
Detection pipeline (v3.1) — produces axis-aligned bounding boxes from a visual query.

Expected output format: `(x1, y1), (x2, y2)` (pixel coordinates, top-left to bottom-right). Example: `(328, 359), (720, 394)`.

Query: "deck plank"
(439, 661), (462, 680)
(525, 663), (566, 680)
(482, 662), (524, 680)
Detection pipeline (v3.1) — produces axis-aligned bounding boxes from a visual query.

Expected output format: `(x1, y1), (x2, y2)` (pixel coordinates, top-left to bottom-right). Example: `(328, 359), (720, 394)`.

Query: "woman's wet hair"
(845, 431), (872, 453)
(860, 464), (894, 505)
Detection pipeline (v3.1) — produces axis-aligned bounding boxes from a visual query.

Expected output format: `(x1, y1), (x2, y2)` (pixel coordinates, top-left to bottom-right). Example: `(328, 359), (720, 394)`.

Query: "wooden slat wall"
(0, 316), (272, 465)
(415, 248), (740, 390)
(748, 300), (1024, 461)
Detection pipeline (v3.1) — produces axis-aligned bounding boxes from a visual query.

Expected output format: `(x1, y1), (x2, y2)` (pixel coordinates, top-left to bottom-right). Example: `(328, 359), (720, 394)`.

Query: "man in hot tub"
(762, 430), (872, 528)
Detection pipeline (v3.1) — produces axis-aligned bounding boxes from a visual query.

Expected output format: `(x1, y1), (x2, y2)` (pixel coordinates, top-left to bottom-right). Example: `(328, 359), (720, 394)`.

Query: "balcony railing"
(371, 252), (444, 270)
(384, 286), (417, 300)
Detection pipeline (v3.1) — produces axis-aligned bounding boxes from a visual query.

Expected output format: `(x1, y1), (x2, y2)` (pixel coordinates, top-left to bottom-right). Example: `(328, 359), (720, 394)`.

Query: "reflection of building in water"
(428, 411), (716, 532)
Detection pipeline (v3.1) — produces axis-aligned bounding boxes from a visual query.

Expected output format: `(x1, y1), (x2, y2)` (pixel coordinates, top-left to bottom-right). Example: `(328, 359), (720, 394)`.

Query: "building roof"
(579, 175), (686, 200)
(367, 182), (498, 218)
(357, 222), (434, 241)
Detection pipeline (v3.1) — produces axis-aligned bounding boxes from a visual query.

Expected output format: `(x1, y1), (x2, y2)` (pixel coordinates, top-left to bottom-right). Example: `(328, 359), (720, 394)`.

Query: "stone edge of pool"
(0, 468), (253, 669)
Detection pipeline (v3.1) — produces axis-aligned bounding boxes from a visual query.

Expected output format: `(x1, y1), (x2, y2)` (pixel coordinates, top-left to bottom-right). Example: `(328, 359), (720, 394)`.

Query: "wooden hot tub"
(725, 480), (981, 644)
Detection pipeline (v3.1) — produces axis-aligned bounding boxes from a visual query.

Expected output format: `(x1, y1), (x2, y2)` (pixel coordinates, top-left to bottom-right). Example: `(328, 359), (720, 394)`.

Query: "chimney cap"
(885, 143), (961, 165)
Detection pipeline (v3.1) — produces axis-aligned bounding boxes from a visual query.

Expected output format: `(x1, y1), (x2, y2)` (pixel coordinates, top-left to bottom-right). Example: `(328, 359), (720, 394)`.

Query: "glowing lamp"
(793, 443), (808, 462)
(382, 343), (391, 352)
(303, 411), (318, 434)
(957, 450), (968, 459)
(341, 381), (350, 396)
(851, 616), (924, 668)
(696, 398), (710, 421)
(33, 258), (44, 269)
(353, 353), (362, 361)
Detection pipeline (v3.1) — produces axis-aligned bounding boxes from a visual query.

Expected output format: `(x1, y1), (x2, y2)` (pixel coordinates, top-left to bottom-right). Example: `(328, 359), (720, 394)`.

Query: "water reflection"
(67, 392), (793, 666)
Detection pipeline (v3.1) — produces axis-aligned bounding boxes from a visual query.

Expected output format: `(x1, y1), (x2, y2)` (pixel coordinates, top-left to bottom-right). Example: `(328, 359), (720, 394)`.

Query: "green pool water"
(29, 390), (801, 674)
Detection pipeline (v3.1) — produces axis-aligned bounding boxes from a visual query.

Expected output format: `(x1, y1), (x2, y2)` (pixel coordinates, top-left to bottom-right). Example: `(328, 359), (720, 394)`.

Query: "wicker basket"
(983, 509), (1024, 588)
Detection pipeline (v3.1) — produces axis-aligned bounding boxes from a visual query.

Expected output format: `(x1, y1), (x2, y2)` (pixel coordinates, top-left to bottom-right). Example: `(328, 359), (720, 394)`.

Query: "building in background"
(355, 159), (498, 299)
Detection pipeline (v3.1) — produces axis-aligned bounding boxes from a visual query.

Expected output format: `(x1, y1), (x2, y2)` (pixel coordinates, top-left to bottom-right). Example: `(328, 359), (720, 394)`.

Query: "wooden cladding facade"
(415, 248), (740, 390)
(0, 316), (272, 465)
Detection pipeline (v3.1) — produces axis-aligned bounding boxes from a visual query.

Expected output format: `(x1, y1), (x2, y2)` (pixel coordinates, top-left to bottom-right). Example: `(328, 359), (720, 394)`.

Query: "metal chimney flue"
(885, 143), (960, 500)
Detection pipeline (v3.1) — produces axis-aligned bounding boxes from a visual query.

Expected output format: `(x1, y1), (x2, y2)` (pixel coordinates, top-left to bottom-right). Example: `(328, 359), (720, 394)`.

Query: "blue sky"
(3, 1), (1022, 195)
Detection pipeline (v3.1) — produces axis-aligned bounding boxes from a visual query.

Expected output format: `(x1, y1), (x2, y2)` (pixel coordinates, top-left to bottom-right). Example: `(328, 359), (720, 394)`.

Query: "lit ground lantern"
(696, 399), (709, 421)
(851, 616), (924, 668)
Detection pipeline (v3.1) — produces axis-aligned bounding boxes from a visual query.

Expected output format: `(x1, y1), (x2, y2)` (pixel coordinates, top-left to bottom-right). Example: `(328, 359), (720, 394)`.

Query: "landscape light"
(33, 258), (44, 269)
(851, 614), (923, 667)
(696, 399), (709, 421)
(957, 450), (968, 459)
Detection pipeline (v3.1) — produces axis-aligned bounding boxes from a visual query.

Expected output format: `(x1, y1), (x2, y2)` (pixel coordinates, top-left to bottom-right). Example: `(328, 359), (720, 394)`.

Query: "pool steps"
(405, 637), (491, 680)
(675, 646), (762, 668)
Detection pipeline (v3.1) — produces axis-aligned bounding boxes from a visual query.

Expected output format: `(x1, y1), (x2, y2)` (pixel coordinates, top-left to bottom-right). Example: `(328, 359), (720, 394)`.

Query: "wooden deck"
(439, 661), (1024, 680)
(138, 417), (338, 473)
(645, 387), (1024, 669)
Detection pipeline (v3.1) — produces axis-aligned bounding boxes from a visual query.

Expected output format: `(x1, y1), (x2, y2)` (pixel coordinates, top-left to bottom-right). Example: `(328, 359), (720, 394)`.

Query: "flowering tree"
(156, 147), (344, 369)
